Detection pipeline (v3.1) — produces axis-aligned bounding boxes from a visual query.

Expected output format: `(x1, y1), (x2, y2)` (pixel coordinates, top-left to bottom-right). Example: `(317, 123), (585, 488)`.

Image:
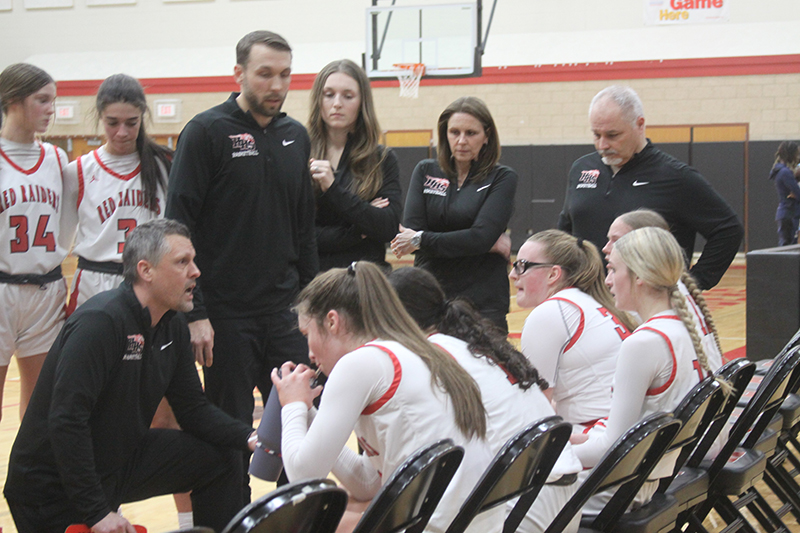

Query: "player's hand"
(271, 362), (322, 409)
(188, 319), (215, 367)
(91, 512), (136, 533)
(391, 225), (418, 258)
(489, 232), (511, 260)
(370, 197), (390, 209)
(310, 159), (335, 192)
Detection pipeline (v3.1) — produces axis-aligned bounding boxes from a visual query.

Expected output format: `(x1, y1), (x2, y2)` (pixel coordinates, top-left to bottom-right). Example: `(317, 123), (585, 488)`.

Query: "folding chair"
(665, 358), (756, 521)
(442, 416), (572, 533)
(684, 345), (800, 533)
(221, 478), (347, 533)
(542, 412), (683, 533)
(612, 377), (725, 533)
(351, 439), (464, 533)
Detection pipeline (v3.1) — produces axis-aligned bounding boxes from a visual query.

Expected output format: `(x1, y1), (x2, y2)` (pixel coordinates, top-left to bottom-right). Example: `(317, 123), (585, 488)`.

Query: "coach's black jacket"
(4, 282), (252, 527)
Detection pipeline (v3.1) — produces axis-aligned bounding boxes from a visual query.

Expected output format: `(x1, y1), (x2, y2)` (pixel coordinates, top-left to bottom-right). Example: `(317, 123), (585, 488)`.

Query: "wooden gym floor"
(0, 257), (758, 532)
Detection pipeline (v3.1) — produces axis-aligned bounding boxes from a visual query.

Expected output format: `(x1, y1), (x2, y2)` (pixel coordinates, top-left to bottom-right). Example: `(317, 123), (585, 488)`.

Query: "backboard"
(365, 2), (478, 78)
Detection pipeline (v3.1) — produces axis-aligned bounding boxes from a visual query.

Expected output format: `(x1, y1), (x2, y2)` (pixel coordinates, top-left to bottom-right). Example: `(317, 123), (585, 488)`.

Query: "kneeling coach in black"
(4, 219), (257, 533)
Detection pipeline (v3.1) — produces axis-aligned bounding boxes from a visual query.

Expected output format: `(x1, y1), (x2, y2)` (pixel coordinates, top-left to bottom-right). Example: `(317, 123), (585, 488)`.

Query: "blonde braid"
(681, 271), (723, 357)
(670, 285), (709, 372)
(671, 282), (732, 396)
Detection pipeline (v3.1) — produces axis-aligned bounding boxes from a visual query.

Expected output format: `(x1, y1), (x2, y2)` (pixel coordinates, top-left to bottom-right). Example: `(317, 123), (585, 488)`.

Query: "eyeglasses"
(512, 259), (554, 276)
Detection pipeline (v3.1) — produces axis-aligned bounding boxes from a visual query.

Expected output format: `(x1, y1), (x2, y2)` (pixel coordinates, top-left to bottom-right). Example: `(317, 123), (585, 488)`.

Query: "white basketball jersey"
(70, 148), (165, 262)
(525, 288), (631, 425)
(0, 142), (67, 274)
(352, 340), (501, 533)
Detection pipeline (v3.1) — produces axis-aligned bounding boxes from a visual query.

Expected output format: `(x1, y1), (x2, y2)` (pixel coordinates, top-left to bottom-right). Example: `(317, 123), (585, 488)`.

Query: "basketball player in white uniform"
(603, 209), (724, 370)
(573, 227), (718, 513)
(0, 64), (69, 423)
(62, 74), (170, 315)
(272, 262), (498, 533)
(388, 265), (582, 533)
(510, 230), (636, 430)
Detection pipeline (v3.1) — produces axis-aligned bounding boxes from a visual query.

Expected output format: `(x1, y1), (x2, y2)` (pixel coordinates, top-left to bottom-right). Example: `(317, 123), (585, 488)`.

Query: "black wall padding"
(746, 245), (800, 360)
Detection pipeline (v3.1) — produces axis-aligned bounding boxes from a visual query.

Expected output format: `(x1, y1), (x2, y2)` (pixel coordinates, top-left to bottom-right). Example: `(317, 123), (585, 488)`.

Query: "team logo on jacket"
(123, 334), (145, 361)
(577, 169), (600, 189)
(229, 133), (259, 158)
(422, 175), (449, 197)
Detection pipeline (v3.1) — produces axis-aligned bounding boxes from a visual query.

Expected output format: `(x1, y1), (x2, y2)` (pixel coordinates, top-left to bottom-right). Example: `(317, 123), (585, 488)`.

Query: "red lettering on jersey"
(97, 205), (107, 224)
(597, 307), (631, 340)
(692, 359), (706, 381)
(137, 189), (145, 207)
(154, 197), (161, 215)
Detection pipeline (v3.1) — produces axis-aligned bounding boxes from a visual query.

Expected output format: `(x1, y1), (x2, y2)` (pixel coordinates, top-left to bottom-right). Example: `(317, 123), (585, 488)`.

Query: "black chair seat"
(780, 393), (800, 430)
(704, 447), (766, 495)
(221, 478), (347, 533)
(664, 466), (708, 511)
(609, 493), (679, 533)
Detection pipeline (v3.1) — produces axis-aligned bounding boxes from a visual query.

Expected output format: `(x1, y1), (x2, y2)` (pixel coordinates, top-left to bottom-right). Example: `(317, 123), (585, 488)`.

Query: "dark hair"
(436, 96), (500, 184)
(236, 30), (292, 66)
(0, 63), (54, 129)
(295, 261), (486, 439)
(388, 267), (548, 392)
(775, 141), (800, 168)
(308, 59), (385, 201)
(96, 74), (170, 213)
(122, 219), (191, 284)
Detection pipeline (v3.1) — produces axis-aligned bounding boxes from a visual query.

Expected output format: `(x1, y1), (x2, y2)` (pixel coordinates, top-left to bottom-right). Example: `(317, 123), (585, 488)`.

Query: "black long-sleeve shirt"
(315, 144), (401, 270)
(558, 141), (743, 290)
(166, 93), (318, 320)
(4, 283), (252, 527)
(403, 160), (517, 320)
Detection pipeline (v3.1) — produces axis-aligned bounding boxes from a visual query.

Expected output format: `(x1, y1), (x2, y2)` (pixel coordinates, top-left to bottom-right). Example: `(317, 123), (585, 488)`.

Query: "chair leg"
(764, 460), (800, 523)
(711, 493), (760, 533)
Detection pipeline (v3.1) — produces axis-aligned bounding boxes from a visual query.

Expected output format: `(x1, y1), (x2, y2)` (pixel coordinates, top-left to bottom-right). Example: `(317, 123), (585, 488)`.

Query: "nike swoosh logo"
(161, 341), (173, 350)
(282, 139), (295, 146)
(632, 181), (650, 187)
(476, 184), (491, 192)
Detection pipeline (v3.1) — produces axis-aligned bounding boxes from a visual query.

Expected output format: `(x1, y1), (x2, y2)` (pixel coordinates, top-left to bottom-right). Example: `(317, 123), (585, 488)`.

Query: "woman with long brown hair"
(271, 261), (500, 532)
(308, 59), (401, 271)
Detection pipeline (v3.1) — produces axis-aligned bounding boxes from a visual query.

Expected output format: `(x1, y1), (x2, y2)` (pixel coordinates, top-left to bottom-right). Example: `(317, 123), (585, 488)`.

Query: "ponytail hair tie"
(347, 261), (357, 276)
(576, 238), (584, 248)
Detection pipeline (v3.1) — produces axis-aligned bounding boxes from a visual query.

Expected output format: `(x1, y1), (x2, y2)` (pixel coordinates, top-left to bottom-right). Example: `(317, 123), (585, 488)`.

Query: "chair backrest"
(686, 358), (755, 467)
(661, 378), (723, 482)
(221, 478), (347, 533)
(352, 439), (464, 533)
(444, 416), (572, 533)
(544, 412), (683, 533)
(704, 346), (800, 482)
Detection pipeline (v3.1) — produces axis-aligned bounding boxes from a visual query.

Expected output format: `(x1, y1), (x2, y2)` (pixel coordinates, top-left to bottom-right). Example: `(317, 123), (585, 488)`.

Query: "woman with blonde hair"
(603, 208), (724, 371)
(308, 59), (401, 271)
(271, 261), (500, 533)
(573, 227), (720, 511)
(510, 229), (635, 430)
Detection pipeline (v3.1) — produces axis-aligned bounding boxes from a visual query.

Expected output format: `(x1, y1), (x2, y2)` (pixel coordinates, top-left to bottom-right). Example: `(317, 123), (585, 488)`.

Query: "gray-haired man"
(5, 219), (256, 533)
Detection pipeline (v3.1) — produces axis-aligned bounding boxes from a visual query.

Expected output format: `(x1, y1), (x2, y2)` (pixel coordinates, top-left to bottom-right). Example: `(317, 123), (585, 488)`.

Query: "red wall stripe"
(55, 54), (800, 96)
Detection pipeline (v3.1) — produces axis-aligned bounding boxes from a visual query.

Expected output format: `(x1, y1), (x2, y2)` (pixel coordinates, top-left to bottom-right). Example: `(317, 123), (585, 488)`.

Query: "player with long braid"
(603, 208), (723, 370)
(573, 227), (724, 513)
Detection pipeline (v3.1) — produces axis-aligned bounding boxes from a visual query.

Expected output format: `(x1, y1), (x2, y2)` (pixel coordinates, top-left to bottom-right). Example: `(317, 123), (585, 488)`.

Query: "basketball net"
(394, 63), (425, 99)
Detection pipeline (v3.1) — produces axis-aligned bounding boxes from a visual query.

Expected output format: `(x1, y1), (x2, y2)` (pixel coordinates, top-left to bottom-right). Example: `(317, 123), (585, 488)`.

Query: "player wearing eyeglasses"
(509, 229), (636, 432)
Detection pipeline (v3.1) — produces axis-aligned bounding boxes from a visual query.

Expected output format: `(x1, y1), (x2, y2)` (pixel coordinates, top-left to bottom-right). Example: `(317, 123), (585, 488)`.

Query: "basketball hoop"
(393, 63), (425, 99)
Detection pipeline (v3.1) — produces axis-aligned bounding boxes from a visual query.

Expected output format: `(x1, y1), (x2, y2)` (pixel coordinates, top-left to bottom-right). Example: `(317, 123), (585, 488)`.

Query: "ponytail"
(296, 262), (487, 439)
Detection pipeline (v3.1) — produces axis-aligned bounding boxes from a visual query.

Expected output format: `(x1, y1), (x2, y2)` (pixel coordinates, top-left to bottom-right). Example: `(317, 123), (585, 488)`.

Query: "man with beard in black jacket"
(5, 220), (256, 533)
(558, 85), (743, 290)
